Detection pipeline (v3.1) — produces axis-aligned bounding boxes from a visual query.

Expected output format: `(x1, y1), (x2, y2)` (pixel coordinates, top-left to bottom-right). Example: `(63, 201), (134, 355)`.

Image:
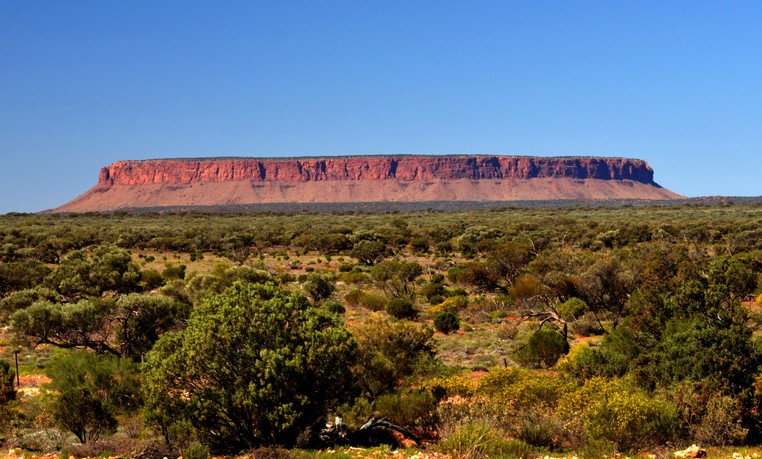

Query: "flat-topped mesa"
(53, 155), (682, 213)
(97, 156), (657, 186)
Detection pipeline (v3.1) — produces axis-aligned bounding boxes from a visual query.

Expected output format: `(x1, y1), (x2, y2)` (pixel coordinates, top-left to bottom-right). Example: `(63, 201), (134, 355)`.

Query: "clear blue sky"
(2, 1), (761, 213)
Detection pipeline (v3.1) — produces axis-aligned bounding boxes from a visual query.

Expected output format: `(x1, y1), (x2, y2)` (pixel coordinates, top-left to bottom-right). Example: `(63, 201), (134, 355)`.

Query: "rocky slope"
(52, 155), (682, 212)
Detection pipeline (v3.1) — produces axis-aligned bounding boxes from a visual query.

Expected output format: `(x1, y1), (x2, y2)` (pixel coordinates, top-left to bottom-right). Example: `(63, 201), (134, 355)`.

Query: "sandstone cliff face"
(97, 156), (657, 186)
(54, 155), (681, 213)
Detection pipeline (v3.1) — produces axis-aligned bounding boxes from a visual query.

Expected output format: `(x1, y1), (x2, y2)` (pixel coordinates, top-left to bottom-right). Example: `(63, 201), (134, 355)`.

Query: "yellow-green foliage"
(477, 368), (571, 419)
(559, 377), (679, 452)
(557, 341), (591, 368)
(418, 373), (477, 398)
(428, 295), (468, 316)
(438, 421), (517, 459)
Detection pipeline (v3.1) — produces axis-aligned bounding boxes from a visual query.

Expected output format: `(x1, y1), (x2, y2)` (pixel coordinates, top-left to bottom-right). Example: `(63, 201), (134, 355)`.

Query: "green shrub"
(373, 390), (438, 429)
(359, 291), (387, 312)
(560, 345), (629, 380)
(513, 328), (569, 369)
(140, 269), (164, 290)
(350, 314), (434, 397)
(434, 311), (460, 334)
(557, 297), (588, 321)
(386, 297), (416, 319)
(53, 388), (118, 444)
(560, 377), (679, 453)
(322, 300), (346, 315)
(337, 271), (368, 284)
(439, 422), (505, 459)
(144, 282), (357, 449)
(429, 295), (468, 316)
(185, 442), (210, 459)
(516, 413), (564, 450)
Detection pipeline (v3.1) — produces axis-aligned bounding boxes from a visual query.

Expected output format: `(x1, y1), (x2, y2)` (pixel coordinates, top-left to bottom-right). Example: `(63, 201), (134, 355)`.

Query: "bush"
(557, 297), (588, 321)
(694, 395), (748, 445)
(429, 295), (468, 316)
(559, 377), (679, 452)
(352, 291), (387, 312)
(302, 271), (336, 302)
(53, 388), (117, 444)
(560, 345), (629, 380)
(322, 300), (346, 315)
(434, 311), (460, 334)
(513, 328), (569, 369)
(350, 314), (434, 397)
(140, 269), (164, 290)
(144, 282), (357, 449)
(373, 390), (438, 429)
(386, 297), (416, 319)
(185, 442), (210, 459)
(439, 422), (513, 459)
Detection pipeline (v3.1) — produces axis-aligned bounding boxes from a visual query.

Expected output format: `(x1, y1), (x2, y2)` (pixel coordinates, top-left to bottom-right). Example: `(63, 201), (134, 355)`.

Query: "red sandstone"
(52, 155), (682, 212)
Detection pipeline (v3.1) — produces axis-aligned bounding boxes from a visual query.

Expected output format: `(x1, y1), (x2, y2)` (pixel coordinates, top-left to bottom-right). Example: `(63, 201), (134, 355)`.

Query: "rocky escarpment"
(97, 156), (657, 185)
(53, 155), (682, 212)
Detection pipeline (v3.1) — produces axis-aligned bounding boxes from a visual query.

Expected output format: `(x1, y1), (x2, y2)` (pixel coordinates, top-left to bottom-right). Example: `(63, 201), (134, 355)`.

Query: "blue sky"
(2, 1), (761, 213)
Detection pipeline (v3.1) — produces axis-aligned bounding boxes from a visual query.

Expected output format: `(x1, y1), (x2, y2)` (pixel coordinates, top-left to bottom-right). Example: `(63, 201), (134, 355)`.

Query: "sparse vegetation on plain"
(2, 203), (762, 457)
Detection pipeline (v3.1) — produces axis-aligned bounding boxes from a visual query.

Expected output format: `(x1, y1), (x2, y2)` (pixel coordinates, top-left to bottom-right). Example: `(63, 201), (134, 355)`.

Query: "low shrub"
(359, 292), (388, 312)
(559, 377), (679, 453)
(387, 297), (416, 319)
(557, 297), (588, 321)
(373, 390), (438, 429)
(513, 328), (569, 369)
(345, 290), (387, 311)
(439, 422), (511, 459)
(322, 300), (346, 315)
(429, 295), (468, 316)
(560, 345), (629, 380)
(434, 311), (460, 334)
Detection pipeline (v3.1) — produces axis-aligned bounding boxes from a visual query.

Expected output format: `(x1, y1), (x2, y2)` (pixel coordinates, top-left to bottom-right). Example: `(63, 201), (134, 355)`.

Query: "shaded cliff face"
(53, 155), (682, 213)
(97, 156), (657, 186)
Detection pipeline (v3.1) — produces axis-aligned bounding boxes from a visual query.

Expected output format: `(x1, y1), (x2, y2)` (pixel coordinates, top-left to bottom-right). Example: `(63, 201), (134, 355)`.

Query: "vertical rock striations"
(96, 156), (657, 186)
(53, 155), (682, 212)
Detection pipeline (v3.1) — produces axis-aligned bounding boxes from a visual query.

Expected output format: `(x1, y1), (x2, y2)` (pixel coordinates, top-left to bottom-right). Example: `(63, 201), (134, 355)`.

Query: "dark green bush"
(144, 282), (357, 449)
(514, 329), (569, 369)
(434, 311), (460, 334)
(386, 297), (416, 319)
(322, 300), (346, 315)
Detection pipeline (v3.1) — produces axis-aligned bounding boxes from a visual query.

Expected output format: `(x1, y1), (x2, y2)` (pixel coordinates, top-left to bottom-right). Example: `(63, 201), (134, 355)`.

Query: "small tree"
(47, 351), (140, 444)
(144, 282), (357, 450)
(54, 388), (117, 444)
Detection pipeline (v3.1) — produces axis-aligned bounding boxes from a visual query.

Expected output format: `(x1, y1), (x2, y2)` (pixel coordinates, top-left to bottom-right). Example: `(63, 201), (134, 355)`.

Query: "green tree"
(144, 282), (357, 450)
(349, 314), (434, 398)
(350, 240), (387, 266)
(44, 245), (140, 300)
(54, 388), (117, 444)
(11, 299), (119, 355)
(47, 350), (141, 444)
(371, 261), (422, 300)
(114, 293), (189, 359)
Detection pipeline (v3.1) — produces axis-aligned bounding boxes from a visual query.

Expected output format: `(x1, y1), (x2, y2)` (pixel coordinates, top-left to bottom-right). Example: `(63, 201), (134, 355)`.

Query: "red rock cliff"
(53, 155), (681, 212)
(97, 156), (658, 186)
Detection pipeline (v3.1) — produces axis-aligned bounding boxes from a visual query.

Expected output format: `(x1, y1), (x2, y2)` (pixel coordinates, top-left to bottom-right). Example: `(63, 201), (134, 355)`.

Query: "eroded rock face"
(96, 156), (657, 186)
(52, 155), (682, 212)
